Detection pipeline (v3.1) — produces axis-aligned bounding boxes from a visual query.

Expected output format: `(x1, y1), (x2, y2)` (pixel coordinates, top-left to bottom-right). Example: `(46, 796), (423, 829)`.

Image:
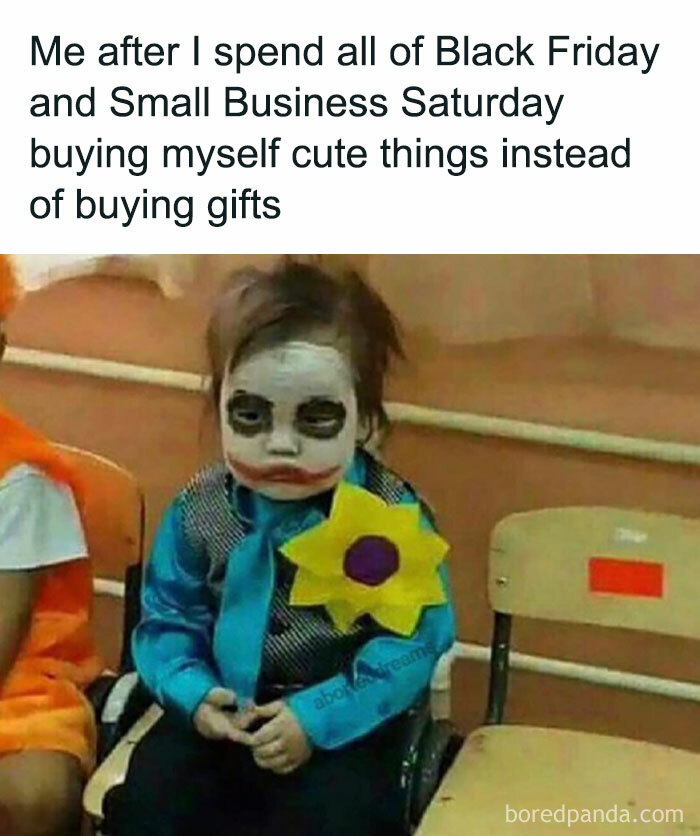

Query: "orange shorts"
(0, 660), (99, 773)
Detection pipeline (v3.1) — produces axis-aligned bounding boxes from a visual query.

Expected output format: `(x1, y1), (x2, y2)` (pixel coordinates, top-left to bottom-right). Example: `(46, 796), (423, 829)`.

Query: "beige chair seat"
(418, 724), (700, 834)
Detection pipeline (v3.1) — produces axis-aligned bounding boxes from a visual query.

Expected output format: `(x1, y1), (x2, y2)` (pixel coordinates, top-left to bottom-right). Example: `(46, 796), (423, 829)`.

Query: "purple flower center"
(343, 536), (399, 586)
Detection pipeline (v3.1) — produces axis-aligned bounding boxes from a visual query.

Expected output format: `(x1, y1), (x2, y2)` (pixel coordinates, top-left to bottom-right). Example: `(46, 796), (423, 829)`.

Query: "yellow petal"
(281, 524), (343, 577)
(332, 481), (390, 525)
(395, 529), (449, 572)
(325, 598), (364, 633)
(361, 503), (420, 542)
(380, 567), (446, 607)
(332, 483), (412, 546)
(343, 578), (384, 611)
(289, 568), (345, 606)
(372, 602), (424, 636)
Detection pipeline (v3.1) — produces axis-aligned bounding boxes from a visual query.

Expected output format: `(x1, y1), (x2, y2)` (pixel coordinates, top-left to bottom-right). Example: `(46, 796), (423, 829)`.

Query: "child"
(0, 255), (101, 836)
(104, 259), (456, 836)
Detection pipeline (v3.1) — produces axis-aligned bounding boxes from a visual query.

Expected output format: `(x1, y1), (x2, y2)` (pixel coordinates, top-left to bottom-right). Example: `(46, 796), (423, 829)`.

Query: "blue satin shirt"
(133, 452), (456, 750)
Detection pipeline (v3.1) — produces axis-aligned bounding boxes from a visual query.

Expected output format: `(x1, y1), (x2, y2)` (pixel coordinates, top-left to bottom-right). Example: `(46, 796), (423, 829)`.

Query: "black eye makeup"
(295, 398), (347, 440)
(226, 391), (273, 436)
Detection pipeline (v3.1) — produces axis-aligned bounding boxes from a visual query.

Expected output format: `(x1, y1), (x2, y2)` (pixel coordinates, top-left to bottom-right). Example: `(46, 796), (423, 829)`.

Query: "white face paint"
(219, 341), (359, 501)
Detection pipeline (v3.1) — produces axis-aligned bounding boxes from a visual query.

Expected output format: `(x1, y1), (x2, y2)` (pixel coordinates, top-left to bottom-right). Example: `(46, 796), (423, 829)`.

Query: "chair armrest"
(400, 649), (461, 830)
(85, 673), (119, 718)
(83, 704), (163, 822)
(91, 672), (153, 762)
(430, 648), (455, 721)
(99, 672), (140, 724)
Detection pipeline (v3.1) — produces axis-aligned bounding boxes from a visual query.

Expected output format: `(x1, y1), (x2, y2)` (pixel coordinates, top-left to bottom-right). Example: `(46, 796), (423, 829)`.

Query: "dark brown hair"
(206, 258), (404, 436)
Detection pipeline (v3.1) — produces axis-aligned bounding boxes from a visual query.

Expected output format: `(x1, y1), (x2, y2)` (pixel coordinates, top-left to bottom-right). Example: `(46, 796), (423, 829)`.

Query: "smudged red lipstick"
(227, 456), (340, 486)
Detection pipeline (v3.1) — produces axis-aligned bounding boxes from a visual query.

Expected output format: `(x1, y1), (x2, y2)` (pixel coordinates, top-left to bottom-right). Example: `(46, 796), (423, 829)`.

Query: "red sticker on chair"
(588, 557), (664, 598)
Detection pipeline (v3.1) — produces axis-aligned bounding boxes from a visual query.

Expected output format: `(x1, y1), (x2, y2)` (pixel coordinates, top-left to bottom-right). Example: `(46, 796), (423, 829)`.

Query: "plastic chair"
(57, 445), (144, 596)
(55, 446), (146, 749)
(417, 507), (700, 834)
(84, 675), (459, 833)
(83, 542), (459, 834)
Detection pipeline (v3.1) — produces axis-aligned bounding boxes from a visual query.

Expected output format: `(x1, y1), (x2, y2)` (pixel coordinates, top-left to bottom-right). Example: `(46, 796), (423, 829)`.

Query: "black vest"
(176, 451), (422, 698)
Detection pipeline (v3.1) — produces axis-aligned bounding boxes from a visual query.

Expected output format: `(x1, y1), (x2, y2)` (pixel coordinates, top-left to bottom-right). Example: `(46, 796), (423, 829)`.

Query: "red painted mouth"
(227, 456), (341, 486)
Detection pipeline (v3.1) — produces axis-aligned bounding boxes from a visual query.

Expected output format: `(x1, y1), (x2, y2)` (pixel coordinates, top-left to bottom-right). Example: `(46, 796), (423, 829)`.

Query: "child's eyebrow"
(298, 397), (345, 405)
(231, 389), (274, 407)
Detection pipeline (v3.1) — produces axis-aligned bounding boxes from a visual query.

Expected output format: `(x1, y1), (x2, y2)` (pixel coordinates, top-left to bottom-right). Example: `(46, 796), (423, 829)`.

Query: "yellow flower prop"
(280, 482), (449, 636)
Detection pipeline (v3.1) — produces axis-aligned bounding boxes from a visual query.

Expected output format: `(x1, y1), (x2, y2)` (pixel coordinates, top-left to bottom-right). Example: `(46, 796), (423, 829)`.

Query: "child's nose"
(265, 426), (301, 456)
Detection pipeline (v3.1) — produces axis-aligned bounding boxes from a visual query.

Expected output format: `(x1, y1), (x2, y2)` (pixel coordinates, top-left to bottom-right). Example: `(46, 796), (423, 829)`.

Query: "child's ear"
(356, 416), (371, 443)
(356, 418), (387, 456)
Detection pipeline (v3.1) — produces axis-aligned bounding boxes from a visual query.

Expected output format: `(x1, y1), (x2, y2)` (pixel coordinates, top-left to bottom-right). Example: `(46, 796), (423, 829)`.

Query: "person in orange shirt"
(0, 255), (101, 836)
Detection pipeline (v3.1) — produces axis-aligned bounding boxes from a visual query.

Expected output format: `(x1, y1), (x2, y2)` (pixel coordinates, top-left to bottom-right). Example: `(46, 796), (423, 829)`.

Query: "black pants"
(103, 712), (408, 836)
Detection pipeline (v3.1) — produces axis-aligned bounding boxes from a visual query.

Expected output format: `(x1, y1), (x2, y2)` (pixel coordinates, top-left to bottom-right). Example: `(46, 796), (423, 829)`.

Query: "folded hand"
(247, 700), (312, 775)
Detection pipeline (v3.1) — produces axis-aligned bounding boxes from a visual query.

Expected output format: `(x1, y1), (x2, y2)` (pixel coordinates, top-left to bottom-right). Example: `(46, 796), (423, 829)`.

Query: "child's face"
(220, 340), (359, 501)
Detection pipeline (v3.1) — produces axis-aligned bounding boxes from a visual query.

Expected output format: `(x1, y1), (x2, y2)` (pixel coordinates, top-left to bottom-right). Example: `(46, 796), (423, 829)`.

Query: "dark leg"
(102, 714), (264, 836)
(259, 715), (408, 836)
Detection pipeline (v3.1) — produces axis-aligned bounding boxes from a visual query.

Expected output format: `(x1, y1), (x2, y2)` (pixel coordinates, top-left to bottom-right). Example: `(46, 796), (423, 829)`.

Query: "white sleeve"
(0, 465), (88, 570)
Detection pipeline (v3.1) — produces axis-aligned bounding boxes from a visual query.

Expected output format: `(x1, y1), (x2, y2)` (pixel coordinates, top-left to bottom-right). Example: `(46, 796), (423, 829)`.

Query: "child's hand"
(248, 701), (312, 774)
(193, 687), (256, 744)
